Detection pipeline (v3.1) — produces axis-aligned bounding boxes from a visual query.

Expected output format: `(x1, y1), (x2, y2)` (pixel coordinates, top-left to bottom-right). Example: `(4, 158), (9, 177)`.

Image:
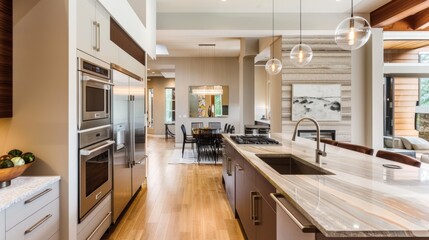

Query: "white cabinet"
(77, 0), (113, 62)
(77, 193), (112, 240)
(0, 211), (5, 240)
(4, 181), (60, 240)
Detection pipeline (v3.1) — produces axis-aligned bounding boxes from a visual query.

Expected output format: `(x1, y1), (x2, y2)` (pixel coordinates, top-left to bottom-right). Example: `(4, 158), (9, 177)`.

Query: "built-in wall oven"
(77, 52), (112, 130)
(78, 125), (114, 222)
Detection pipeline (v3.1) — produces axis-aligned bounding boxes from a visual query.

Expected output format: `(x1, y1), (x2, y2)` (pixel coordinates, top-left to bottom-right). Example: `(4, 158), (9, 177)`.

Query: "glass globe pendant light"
(290, 0), (313, 67)
(265, 0), (282, 75)
(335, 0), (371, 50)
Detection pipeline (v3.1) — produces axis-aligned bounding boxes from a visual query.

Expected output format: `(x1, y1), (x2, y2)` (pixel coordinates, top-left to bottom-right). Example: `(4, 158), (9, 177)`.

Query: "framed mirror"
(189, 85), (229, 118)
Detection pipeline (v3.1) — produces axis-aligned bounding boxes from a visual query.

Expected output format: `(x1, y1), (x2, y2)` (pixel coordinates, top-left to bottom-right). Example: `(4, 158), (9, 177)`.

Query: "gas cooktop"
(230, 135), (280, 145)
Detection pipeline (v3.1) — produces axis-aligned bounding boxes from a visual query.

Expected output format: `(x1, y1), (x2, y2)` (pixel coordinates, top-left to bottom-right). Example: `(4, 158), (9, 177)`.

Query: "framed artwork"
(292, 84), (342, 121)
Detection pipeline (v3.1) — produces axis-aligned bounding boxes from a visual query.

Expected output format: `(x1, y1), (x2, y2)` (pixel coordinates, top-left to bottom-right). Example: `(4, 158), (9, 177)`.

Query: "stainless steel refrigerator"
(112, 68), (147, 223)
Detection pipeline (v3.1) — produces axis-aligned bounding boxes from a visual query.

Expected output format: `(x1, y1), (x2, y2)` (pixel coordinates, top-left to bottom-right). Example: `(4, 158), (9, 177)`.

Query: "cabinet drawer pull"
(270, 193), (316, 233)
(86, 211), (111, 240)
(24, 188), (52, 204)
(236, 165), (243, 171)
(24, 214), (52, 235)
(96, 22), (101, 51)
(227, 157), (232, 176)
(92, 21), (98, 50)
(251, 192), (261, 225)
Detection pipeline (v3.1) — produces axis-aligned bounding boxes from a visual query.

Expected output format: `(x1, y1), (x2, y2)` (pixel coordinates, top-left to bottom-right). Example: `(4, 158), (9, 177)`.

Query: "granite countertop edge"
(0, 176), (61, 211)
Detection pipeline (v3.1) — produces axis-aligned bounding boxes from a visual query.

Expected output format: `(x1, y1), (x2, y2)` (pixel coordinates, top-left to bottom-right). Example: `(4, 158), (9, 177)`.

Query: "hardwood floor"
(103, 136), (244, 240)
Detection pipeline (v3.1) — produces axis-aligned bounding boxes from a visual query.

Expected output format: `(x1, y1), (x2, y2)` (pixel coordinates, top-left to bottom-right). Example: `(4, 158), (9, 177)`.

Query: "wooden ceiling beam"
(413, 8), (429, 29)
(370, 0), (429, 28)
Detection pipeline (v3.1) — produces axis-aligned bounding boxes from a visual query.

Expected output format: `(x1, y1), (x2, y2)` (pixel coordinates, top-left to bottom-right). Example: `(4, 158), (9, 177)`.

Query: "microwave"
(77, 55), (112, 130)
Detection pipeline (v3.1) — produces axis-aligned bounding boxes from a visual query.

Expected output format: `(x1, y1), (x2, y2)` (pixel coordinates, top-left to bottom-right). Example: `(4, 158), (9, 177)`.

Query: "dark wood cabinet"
(224, 141), (276, 240)
(223, 143), (236, 211)
(0, 0), (12, 118)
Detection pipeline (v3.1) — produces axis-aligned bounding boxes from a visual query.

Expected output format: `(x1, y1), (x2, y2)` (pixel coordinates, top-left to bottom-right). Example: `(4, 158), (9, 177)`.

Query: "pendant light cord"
(272, 0), (274, 60)
(351, 0), (354, 17)
(299, 0), (302, 44)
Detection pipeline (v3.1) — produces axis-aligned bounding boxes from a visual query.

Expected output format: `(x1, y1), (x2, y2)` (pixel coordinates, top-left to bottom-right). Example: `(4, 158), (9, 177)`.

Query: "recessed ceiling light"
(221, 0), (227, 2)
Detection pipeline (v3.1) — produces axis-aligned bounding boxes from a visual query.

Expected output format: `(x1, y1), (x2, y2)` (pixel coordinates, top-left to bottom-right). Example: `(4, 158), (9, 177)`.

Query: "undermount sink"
(255, 154), (334, 175)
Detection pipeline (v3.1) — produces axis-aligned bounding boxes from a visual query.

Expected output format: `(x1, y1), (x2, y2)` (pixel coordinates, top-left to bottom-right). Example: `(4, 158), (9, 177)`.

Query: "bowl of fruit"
(0, 149), (35, 188)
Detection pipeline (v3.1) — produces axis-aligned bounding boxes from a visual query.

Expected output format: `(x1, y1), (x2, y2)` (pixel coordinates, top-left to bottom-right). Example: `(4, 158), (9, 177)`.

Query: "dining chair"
(181, 124), (196, 158)
(208, 122), (222, 130)
(320, 138), (338, 146)
(191, 122), (204, 130)
(376, 150), (421, 168)
(195, 128), (218, 164)
(228, 125), (235, 134)
(223, 123), (230, 133)
(336, 142), (374, 155)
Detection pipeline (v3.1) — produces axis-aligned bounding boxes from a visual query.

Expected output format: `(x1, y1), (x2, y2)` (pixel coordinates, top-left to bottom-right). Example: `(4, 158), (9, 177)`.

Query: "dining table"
(192, 127), (222, 163)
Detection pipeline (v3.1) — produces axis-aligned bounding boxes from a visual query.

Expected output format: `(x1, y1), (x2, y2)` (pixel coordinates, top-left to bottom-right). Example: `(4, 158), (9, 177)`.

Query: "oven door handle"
(80, 140), (115, 156)
(82, 75), (114, 86)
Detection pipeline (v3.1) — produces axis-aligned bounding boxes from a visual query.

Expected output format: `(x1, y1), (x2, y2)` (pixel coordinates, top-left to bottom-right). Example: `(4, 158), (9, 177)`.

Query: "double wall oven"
(77, 51), (114, 222)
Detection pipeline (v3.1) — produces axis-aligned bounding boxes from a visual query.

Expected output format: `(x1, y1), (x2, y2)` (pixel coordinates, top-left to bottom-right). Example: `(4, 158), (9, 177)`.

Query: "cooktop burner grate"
(230, 135), (280, 145)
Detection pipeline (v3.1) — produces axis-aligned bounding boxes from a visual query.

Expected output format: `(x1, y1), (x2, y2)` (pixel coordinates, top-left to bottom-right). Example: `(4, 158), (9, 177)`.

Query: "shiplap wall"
(393, 77), (419, 136)
(281, 35), (352, 141)
(385, 47), (429, 137)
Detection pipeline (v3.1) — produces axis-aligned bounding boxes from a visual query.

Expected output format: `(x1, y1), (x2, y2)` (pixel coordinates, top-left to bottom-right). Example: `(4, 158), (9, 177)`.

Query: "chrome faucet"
(292, 117), (327, 165)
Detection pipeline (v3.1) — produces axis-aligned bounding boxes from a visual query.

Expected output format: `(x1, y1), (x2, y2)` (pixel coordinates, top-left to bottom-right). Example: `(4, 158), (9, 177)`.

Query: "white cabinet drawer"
(0, 211), (5, 240)
(6, 182), (59, 231)
(48, 231), (59, 240)
(77, 193), (112, 240)
(6, 198), (59, 240)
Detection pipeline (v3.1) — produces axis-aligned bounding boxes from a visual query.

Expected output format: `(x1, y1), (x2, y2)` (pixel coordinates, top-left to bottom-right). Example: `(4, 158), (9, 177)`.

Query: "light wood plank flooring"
(103, 136), (244, 240)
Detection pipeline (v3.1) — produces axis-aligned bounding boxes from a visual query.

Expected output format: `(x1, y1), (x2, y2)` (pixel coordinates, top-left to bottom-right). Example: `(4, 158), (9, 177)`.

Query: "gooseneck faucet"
(292, 117), (327, 165)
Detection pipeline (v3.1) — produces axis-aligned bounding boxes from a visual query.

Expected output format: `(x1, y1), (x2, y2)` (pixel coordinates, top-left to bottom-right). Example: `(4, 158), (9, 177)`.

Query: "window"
(165, 88), (175, 122)
(419, 53), (429, 106)
(148, 88), (154, 127)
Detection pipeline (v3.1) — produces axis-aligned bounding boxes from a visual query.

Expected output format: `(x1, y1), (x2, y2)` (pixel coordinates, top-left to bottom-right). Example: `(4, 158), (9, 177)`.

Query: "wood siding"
(385, 47), (429, 136)
(0, 0), (12, 118)
(281, 36), (352, 141)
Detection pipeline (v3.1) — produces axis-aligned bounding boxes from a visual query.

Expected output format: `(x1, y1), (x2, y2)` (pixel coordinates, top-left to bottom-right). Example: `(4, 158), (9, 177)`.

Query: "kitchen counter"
(0, 176), (60, 211)
(223, 133), (429, 238)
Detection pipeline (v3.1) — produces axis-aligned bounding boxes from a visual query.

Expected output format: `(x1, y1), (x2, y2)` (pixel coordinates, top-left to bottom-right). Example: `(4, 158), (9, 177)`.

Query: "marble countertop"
(0, 176), (60, 211)
(224, 133), (429, 237)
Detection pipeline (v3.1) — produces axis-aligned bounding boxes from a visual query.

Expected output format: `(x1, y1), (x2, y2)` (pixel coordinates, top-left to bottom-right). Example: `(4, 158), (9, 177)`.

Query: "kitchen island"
(223, 133), (429, 238)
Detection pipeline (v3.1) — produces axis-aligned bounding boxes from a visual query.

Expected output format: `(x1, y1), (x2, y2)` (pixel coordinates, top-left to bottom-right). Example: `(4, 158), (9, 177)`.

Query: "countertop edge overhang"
(223, 133), (429, 238)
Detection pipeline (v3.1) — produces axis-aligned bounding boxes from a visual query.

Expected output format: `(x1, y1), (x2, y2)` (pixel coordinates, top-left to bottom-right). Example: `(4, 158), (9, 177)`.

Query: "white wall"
(8, 0), (78, 239)
(147, 77), (175, 135)
(149, 57), (240, 144)
(254, 66), (267, 120)
(365, 28), (384, 149)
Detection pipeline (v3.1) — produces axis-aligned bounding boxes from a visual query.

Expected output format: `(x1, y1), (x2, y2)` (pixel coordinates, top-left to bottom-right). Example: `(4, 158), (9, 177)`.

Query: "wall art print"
(292, 84), (342, 121)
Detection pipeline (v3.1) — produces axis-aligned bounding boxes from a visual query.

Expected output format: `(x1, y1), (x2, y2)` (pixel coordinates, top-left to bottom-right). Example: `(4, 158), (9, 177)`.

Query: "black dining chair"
(191, 122), (204, 130)
(223, 123), (230, 133)
(195, 128), (218, 164)
(228, 125), (235, 134)
(181, 124), (196, 158)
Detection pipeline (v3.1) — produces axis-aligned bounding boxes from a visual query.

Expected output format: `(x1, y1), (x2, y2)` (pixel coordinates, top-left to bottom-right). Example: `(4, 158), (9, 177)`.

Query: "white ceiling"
(157, 0), (390, 14)
(149, 0), (392, 74)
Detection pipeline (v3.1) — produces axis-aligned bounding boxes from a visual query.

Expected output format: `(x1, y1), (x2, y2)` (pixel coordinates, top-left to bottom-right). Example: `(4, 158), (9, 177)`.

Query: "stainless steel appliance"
(77, 51), (113, 130)
(111, 65), (147, 223)
(230, 135), (280, 144)
(78, 125), (114, 222)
